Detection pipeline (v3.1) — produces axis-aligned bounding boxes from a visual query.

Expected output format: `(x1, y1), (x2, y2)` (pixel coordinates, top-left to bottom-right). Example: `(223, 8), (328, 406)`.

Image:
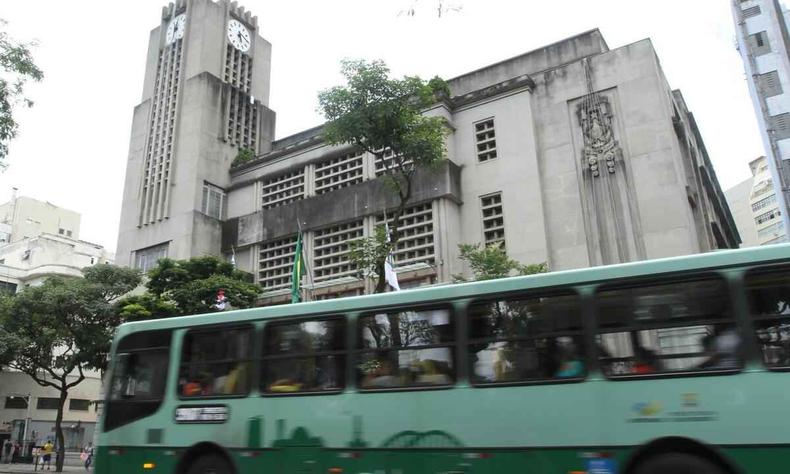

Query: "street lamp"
(9, 394), (31, 456)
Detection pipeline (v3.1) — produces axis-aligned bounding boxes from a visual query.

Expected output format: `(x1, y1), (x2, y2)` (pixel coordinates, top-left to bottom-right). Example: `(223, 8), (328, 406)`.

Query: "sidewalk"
(0, 465), (87, 473)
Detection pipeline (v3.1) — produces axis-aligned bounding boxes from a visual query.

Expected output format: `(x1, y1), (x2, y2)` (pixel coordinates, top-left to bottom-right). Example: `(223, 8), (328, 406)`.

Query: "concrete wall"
(0, 197), (81, 244)
(116, 0), (274, 267)
(726, 177), (760, 247)
(0, 372), (100, 450)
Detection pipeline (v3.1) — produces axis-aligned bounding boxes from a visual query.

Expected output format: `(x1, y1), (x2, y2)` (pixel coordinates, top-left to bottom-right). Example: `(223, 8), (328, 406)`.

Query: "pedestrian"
(83, 442), (94, 470)
(2, 439), (11, 464)
(11, 442), (19, 463)
(41, 440), (54, 471)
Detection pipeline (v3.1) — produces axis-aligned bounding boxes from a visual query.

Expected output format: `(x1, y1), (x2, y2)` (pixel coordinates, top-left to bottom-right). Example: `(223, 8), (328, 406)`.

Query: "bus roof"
(114, 244), (790, 339)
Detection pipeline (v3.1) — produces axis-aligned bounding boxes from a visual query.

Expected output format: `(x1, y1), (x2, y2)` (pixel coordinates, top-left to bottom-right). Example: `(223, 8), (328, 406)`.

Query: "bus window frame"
(177, 324), (255, 400)
(466, 288), (589, 388)
(744, 263), (790, 372)
(593, 272), (743, 381)
(356, 303), (457, 393)
(103, 329), (173, 432)
(260, 315), (348, 397)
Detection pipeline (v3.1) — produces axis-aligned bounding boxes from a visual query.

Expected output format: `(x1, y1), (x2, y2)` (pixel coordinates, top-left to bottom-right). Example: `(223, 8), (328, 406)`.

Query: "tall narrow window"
(475, 118), (497, 162)
(480, 192), (505, 246)
(201, 182), (226, 220)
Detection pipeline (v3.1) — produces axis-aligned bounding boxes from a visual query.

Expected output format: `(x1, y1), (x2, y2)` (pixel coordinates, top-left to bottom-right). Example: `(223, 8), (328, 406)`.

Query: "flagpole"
(296, 217), (315, 301)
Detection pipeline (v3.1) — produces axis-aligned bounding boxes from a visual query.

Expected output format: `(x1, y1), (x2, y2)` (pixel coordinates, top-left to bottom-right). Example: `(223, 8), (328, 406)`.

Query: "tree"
(455, 242), (548, 282)
(0, 19), (43, 166)
(318, 59), (449, 293)
(1, 265), (140, 472)
(117, 255), (262, 317)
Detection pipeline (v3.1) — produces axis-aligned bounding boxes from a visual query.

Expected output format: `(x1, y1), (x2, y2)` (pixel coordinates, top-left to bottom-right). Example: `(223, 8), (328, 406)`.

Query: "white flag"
(384, 220), (400, 291)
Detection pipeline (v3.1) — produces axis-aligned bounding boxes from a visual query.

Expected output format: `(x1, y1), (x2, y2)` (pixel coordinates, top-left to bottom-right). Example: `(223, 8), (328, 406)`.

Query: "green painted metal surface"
(95, 244), (790, 473)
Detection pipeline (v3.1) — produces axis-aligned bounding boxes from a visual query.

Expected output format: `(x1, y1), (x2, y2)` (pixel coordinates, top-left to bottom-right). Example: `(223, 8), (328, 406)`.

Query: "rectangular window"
(375, 203), (435, 268)
(179, 326), (253, 398)
(758, 71), (783, 98)
(4, 397), (28, 409)
(770, 113), (790, 140)
(201, 182), (226, 220)
(750, 31), (771, 56)
(134, 242), (169, 273)
(58, 228), (65, 235)
(375, 148), (414, 177)
(69, 399), (91, 411)
(313, 220), (364, 282)
(475, 118), (497, 162)
(314, 151), (364, 194)
(755, 208), (781, 225)
(742, 5), (761, 19)
(746, 265), (790, 368)
(36, 397), (60, 410)
(752, 194), (777, 212)
(596, 278), (739, 377)
(481, 192), (505, 246)
(261, 169), (305, 210)
(358, 308), (454, 389)
(469, 292), (584, 384)
(258, 235), (298, 290)
(262, 318), (346, 394)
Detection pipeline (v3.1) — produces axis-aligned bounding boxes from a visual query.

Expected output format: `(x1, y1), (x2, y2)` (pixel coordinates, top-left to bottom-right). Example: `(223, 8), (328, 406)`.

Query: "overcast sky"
(0, 0), (765, 253)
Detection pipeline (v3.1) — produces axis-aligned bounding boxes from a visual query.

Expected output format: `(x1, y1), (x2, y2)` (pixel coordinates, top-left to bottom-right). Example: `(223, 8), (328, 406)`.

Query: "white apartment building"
(732, 0), (790, 240)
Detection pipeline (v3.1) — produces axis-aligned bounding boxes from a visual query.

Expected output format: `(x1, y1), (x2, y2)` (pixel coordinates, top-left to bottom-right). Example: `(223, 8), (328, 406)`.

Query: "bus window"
(262, 317), (345, 394)
(468, 293), (584, 384)
(179, 326), (252, 398)
(596, 277), (739, 377)
(358, 308), (454, 389)
(104, 330), (171, 432)
(745, 266), (790, 369)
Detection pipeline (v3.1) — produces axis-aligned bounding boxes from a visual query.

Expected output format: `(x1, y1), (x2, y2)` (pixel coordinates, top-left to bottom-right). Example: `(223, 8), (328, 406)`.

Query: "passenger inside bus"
(697, 326), (741, 370)
(554, 338), (584, 378)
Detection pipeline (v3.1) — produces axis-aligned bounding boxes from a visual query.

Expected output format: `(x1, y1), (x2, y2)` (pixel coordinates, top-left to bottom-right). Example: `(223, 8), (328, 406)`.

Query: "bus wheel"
(634, 453), (724, 474)
(186, 454), (234, 474)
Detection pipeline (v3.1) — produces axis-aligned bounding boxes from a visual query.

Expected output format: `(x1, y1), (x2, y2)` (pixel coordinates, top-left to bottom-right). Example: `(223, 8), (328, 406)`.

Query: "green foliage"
(128, 255), (262, 317)
(348, 226), (391, 283)
(231, 147), (255, 167)
(0, 265), (141, 472)
(318, 59), (449, 292)
(455, 243), (548, 282)
(0, 19), (43, 164)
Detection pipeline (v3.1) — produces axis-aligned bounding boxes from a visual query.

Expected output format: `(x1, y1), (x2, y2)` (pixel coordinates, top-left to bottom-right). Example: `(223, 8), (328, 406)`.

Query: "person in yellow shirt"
(41, 440), (54, 471)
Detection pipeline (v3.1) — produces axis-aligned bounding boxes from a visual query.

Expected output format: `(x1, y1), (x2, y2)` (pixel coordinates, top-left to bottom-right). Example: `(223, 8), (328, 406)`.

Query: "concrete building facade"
(732, 0), (790, 242)
(117, 1), (739, 303)
(116, 0), (274, 271)
(0, 195), (80, 246)
(725, 156), (787, 246)
(0, 196), (113, 293)
(0, 372), (101, 451)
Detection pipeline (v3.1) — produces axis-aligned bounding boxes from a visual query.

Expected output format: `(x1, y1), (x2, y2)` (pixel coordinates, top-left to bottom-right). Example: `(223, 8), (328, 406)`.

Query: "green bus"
(96, 244), (790, 474)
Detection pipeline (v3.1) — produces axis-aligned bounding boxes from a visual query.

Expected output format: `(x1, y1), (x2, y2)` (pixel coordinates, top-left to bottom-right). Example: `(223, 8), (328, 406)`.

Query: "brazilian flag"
(291, 232), (305, 303)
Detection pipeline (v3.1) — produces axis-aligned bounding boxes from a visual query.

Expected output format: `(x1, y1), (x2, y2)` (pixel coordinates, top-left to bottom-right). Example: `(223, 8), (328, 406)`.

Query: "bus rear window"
(358, 308), (454, 389)
(745, 266), (790, 369)
(468, 293), (584, 384)
(596, 277), (740, 377)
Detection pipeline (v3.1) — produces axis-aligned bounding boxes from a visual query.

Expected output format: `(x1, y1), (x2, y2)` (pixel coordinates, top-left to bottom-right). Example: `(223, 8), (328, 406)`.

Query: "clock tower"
(116, 0), (275, 270)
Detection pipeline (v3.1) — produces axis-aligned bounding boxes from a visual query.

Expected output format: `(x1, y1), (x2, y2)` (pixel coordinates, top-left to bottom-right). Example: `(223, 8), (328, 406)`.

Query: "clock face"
(227, 19), (251, 52)
(166, 14), (186, 44)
